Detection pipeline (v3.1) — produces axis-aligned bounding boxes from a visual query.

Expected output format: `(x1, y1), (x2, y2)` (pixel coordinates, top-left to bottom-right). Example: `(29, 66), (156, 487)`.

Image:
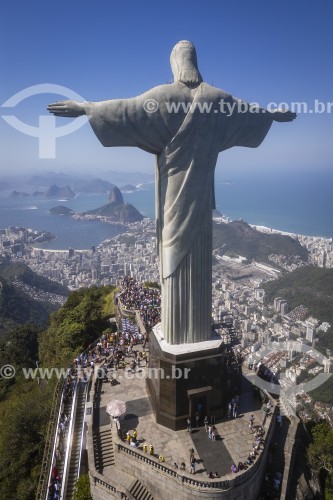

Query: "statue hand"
(271, 109), (297, 122)
(47, 100), (86, 117)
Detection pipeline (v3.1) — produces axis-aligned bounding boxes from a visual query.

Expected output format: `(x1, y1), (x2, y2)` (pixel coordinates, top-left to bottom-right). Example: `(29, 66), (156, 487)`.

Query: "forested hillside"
(0, 261), (69, 340)
(0, 261), (68, 296)
(263, 266), (333, 350)
(39, 285), (116, 366)
(0, 285), (116, 500)
(263, 266), (333, 405)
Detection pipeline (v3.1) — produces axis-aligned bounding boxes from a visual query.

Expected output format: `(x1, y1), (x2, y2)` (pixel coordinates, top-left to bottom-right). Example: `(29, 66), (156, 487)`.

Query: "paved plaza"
(90, 345), (271, 485)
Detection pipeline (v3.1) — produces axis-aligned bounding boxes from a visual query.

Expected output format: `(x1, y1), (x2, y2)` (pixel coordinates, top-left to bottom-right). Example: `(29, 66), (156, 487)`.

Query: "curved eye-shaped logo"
(244, 341), (332, 416)
(1, 84), (88, 159)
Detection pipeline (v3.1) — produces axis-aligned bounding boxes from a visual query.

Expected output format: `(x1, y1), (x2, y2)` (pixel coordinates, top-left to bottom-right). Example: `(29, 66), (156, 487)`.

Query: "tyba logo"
(1, 84), (87, 158)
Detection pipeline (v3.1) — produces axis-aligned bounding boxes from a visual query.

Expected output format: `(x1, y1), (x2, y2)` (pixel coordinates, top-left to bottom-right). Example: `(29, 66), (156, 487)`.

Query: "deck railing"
(36, 379), (65, 500)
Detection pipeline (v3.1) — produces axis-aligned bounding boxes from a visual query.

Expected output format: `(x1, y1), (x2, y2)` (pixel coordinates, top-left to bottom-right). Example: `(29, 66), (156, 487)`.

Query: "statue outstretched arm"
(48, 93), (169, 154)
(269, 109), (297, 122)
(47, 100), (88, 117)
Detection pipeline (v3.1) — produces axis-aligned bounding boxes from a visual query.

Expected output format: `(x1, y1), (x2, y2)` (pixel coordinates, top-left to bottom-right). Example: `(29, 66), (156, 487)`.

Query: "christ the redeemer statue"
(48, 41), (296, 345)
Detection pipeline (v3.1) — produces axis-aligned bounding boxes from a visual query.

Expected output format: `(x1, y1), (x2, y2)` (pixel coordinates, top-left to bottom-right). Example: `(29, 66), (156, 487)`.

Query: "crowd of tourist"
(46, 274), (284, 495)
(229, 415), (267, 474)
(121, 317), (140, 337)
(119, 277), (161, 332)
(248, 359), (279, 385)
(49, 320), (150, 497)
(48, 465), (61, 499)
(70, 323), (148, 378)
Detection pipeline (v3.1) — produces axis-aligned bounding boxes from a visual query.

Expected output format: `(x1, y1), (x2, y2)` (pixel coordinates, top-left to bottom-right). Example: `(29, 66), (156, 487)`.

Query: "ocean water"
(0, 169), (332, 250)
(214, 170), (333, 239)
(124, 169), (333, 239)
(0, 193), (125, 249)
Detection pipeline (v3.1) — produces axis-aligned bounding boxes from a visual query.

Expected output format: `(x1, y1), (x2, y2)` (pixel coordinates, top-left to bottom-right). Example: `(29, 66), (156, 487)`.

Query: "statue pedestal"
(146, 324), (227, 431)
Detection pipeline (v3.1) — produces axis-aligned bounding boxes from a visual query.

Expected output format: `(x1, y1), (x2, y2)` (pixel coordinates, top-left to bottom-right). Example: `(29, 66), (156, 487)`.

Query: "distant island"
(120, 184), (138, 193)
(50, 186), (143, 225)
(2, 173), (152, 199)
(80, 186), (143, 224)
(27, 171), (154, 190)
(9, 190), (29, 198)
(44, 184), (76, 200)
(9, 190), (44, 198)
(49, 206), (75, 216)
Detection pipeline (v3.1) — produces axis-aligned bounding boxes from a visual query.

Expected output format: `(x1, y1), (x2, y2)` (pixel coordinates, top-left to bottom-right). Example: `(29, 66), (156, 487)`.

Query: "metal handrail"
(116, 443), (229, 489)
(45, 382), (66, 500)
(36, 378), (65, 500)
(115, 401), (278, 493)
(77, 381), (89, 477)
(38, 331), (114, 499)
(116, 439), (271, 491)
(94, 476), (117, 493)
(60, 379), (79, 499)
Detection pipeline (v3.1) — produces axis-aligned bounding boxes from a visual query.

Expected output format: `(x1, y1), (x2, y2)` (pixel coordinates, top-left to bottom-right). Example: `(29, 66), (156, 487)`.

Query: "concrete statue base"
(146, 324), (228, 430)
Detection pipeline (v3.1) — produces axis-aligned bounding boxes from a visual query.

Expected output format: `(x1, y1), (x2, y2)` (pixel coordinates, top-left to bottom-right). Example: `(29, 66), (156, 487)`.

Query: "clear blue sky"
(1, 0), (332, 178)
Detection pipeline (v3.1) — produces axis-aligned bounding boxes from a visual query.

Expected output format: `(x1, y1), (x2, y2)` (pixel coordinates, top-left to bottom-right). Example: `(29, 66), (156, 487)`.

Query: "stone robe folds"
(86, 82), (273, 344)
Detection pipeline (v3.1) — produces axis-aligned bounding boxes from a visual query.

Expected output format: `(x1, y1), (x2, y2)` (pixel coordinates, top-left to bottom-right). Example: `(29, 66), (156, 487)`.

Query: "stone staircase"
(216, 322), (241, 346)
(93, 428), (115, 472)
(260, 399), (290, 498)
(278, 394), (296, 418)
(278, 398), (288, 417)
(88, 361), (153, 500)
(129, 479), (154, 500)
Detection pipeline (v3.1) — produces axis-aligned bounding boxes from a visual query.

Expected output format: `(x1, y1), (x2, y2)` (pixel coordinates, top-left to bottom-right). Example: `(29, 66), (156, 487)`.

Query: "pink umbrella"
(106, 399), (127, 417)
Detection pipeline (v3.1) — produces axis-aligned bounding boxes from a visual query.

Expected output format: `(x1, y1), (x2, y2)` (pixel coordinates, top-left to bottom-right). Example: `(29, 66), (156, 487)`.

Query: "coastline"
(214, 216), (333, 243)
(1, 187), (332, 252)
(250, 224), (332, 242)
(25, 215), (333, 254)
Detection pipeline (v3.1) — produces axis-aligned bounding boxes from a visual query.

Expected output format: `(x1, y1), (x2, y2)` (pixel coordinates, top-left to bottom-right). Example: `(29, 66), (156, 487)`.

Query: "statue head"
(170, 41), (203, 85)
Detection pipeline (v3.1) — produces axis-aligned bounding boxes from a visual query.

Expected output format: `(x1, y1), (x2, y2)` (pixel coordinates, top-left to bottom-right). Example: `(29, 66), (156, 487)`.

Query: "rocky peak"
(108, 186), (124, 204)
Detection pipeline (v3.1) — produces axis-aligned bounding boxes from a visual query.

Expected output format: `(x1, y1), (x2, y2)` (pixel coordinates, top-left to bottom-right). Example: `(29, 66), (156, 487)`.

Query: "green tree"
(307, 421), (333, 497)
(0, 383), (54, 499)
(0, 285), (116, 497)
(39, 286), (115, 366)
(0, 323), (40, 368)
(0, 324), (41, 400)
(73, 474), (93, 500)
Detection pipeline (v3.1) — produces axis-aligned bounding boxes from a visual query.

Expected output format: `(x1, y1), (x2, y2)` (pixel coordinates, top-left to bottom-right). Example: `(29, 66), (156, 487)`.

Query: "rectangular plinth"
(146, 326), (228, 430)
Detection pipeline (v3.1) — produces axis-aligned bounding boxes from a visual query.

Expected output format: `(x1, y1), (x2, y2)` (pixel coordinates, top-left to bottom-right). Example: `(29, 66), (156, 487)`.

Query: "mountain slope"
(44, 184), (76, 199)
(83, 186), (143, 223)
(0, 280), (52, 330)
(263, 266), (333, 325)
(72, 178), (114, 193)
(0, 261), (69, 338)
(213, 220), (308, 263)
(0, 261), (68, 296)
(263, 267), (333, 404)
(83, 202), (143, 223)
